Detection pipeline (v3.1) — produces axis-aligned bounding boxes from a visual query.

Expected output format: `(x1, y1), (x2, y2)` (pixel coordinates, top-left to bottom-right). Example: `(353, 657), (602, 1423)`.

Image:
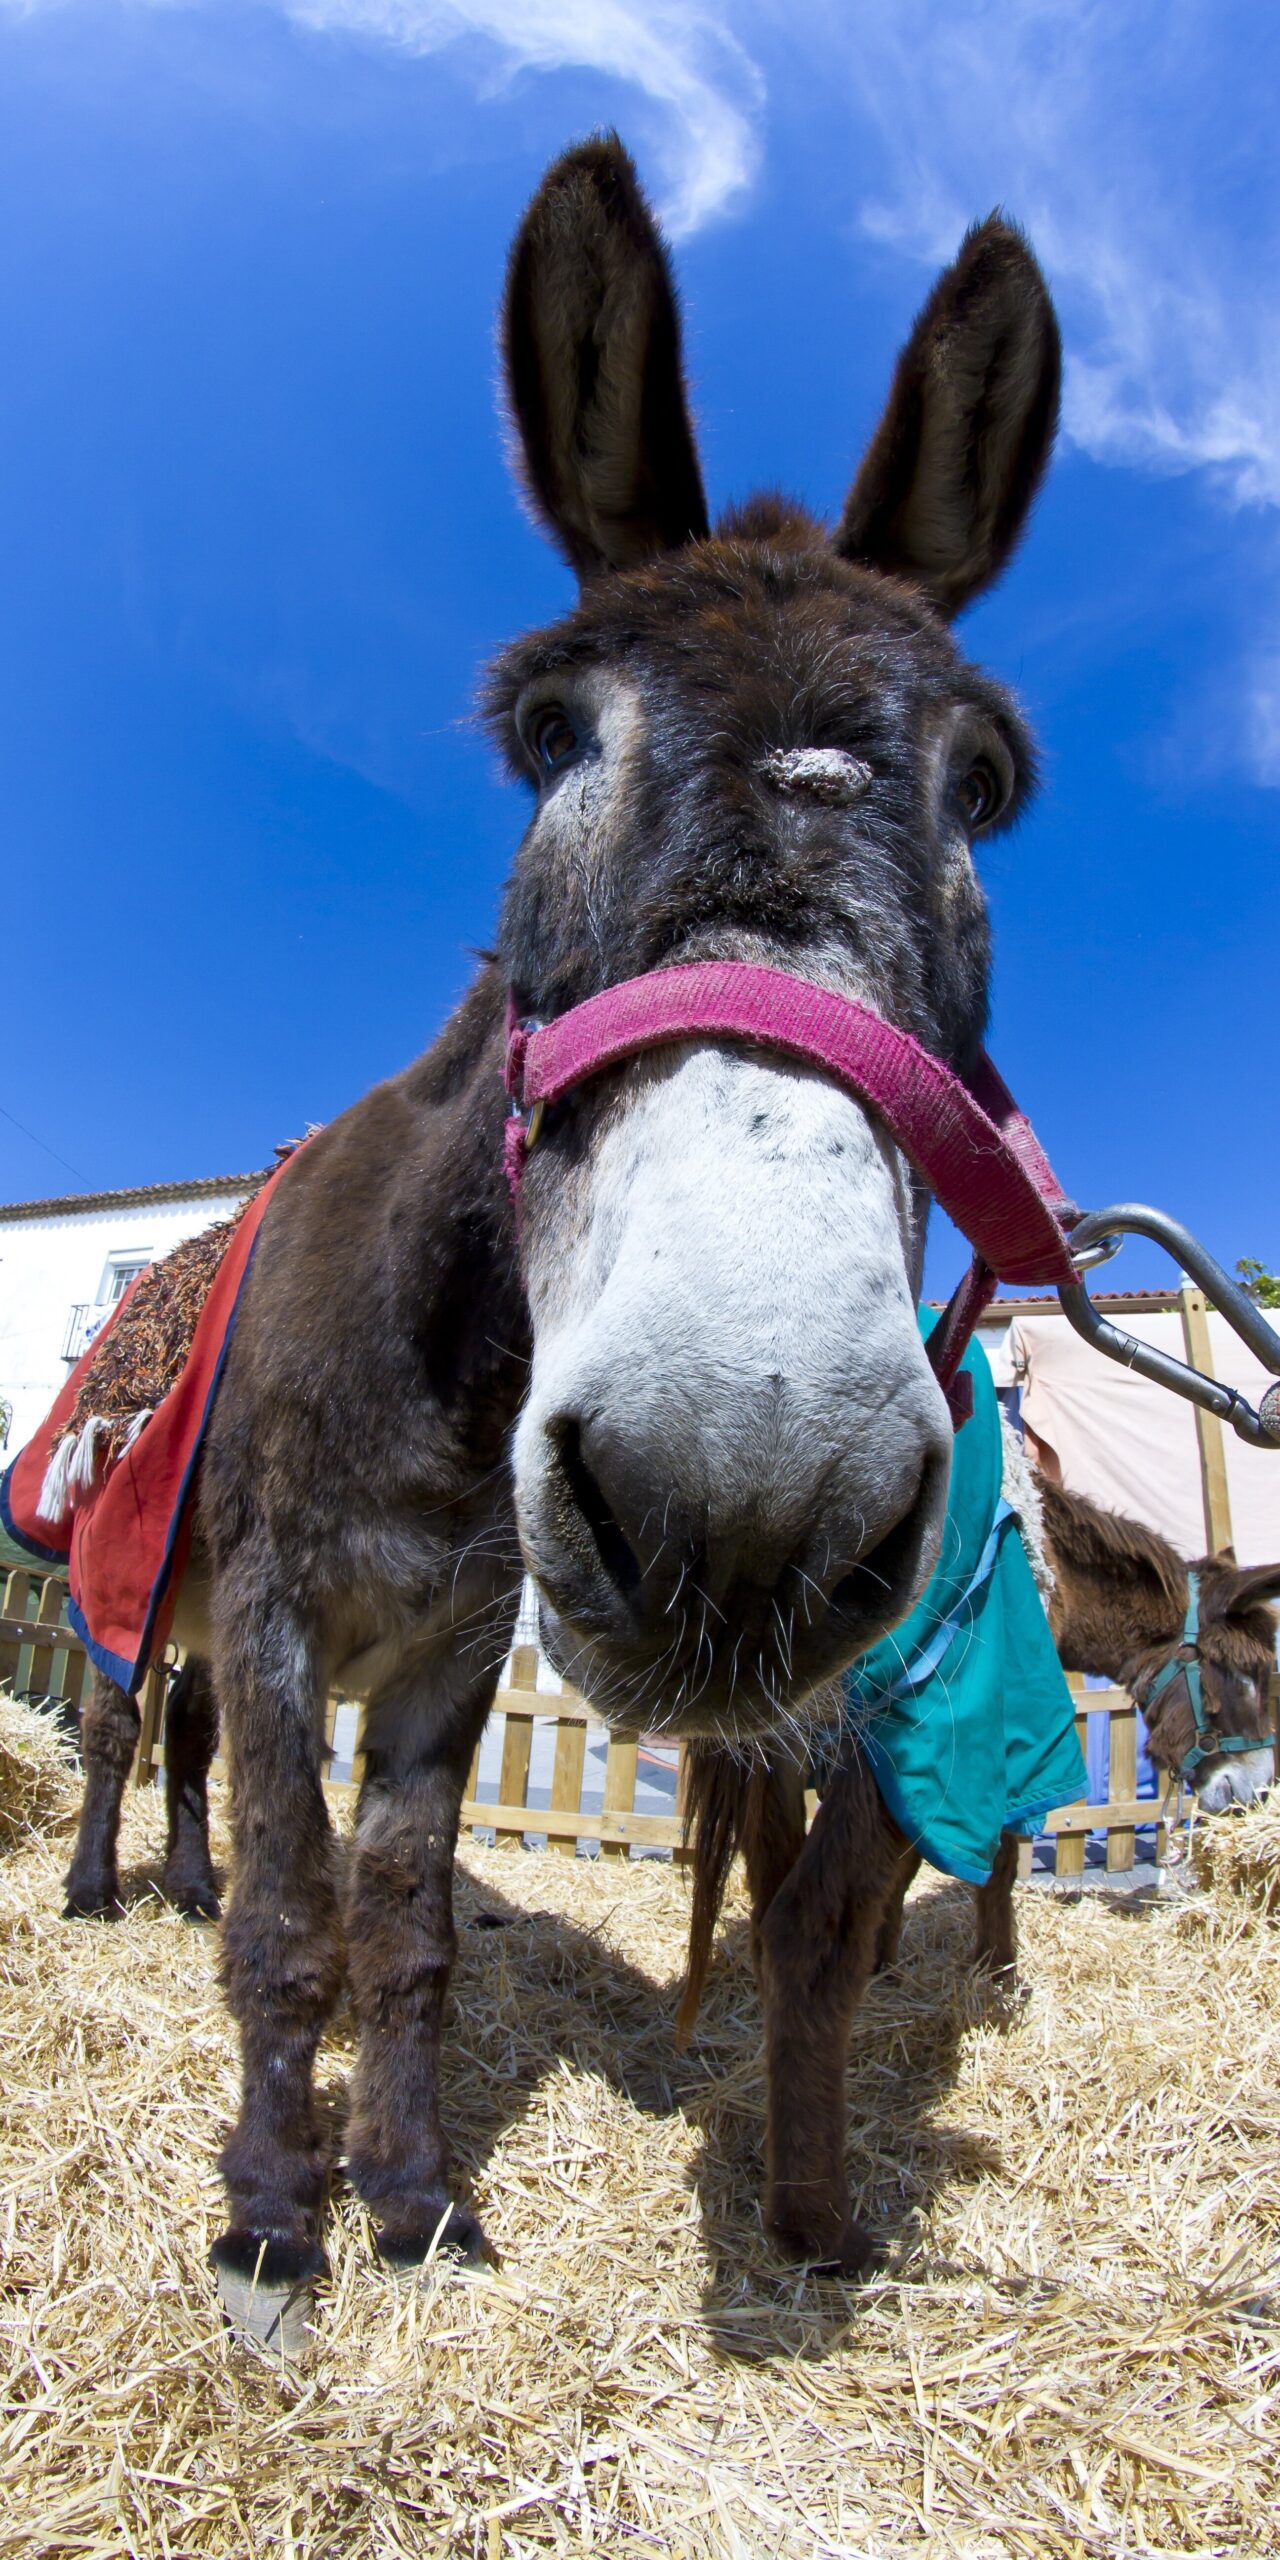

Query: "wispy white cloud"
(5, 1), (1276, 558)
(286, 1), (761, 232)
(822, 0), (1280, 513)
(793, 0), (1279, 783)
(1243, 649), (1280, 788)
(0, 0), (761, 232)
(10, 0), (1273, 509)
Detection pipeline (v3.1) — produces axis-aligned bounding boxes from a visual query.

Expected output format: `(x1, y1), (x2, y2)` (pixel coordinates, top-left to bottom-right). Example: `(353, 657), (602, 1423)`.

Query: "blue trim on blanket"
(66, 1592), (137, 1694)
(0, 1458), (68, 1566)
(859, 1501), (1014, 1705)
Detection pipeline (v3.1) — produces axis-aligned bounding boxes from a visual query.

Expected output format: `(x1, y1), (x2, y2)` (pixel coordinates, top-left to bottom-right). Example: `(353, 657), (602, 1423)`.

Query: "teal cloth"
(832, 1314), (1086, 1885)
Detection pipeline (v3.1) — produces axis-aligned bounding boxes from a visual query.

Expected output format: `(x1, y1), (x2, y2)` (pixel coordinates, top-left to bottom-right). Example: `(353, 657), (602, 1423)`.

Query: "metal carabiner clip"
(1057, 1203), (1280, 1450)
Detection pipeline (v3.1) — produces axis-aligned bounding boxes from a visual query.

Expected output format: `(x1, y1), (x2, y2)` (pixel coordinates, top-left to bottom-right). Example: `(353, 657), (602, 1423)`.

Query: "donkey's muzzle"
(1193, 1746), (1275, 1814)
(524, 1400), (948, 1729)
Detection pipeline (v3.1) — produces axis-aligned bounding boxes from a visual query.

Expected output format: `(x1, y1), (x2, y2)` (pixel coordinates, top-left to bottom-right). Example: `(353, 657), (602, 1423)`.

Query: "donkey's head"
(1134, 1556), (1279, 1812)
(489, 138), (1060, 1737)
(1041, 1478), (1277, 1809)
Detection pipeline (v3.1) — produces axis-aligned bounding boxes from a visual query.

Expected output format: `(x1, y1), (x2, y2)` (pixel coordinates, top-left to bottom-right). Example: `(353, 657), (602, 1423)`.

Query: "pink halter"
(503, 961), (1078, 1424)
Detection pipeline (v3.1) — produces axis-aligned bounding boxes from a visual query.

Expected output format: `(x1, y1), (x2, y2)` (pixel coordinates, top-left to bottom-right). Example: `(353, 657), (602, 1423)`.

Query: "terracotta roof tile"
(0, 1174), (260, 1223)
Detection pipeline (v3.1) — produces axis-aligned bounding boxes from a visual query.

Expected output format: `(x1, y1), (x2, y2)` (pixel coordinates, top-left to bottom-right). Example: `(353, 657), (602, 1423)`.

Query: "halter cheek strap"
(1137, 1572), (1259, 1778)
(503, 961), (1079, 1426)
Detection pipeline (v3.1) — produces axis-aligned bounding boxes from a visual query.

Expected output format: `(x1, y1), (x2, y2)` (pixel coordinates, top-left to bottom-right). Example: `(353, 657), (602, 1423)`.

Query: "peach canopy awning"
(995, 1305), (1280, 1565)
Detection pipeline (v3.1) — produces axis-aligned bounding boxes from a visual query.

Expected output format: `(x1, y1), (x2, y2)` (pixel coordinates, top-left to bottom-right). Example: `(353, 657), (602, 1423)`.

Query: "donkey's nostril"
(549, 1416), (643, 1601)
(828, 1465), (934, 1625)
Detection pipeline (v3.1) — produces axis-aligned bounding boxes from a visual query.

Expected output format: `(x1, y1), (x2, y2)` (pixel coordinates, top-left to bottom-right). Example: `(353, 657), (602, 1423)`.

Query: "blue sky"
(1, 0), (1276, 1301)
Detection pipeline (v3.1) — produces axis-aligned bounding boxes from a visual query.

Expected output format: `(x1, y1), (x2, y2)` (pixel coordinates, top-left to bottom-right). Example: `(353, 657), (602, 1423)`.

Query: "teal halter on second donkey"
(1133, 1573), (1263, 1783)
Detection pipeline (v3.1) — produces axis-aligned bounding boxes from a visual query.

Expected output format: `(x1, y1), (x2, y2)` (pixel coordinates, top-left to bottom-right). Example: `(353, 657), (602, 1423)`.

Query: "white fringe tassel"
(36, 1406), (153, 1526)
(36, 1433), (78, 1527)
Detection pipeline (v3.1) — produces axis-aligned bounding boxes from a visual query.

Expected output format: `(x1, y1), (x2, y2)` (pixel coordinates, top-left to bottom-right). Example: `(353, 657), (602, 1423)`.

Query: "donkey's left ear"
(502, 135), (709, 579)
(835, 217), (1061, 617)
(1223, 1561), (1280, 1614)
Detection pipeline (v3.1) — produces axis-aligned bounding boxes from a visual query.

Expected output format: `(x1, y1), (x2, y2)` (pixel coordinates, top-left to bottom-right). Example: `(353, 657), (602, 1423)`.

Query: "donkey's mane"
(713, 492), (823, 547)
(1038, 1476), (1187, 1615)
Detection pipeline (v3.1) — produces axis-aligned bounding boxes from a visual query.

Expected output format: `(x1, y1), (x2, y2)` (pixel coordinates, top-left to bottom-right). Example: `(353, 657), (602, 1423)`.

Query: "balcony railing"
(62, 1302), (111, 1364)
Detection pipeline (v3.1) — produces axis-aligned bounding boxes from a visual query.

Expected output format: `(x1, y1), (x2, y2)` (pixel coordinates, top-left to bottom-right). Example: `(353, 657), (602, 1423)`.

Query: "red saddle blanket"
(2, 1160), (293, 1694)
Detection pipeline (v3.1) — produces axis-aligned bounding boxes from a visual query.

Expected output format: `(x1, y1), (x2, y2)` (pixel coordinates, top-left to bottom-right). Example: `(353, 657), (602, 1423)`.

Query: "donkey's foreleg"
(740, 1756), (808, 1977)
(162, 1656), (220, 1920)
(63, 1673), (140, 1917)
(344, 1646), (507, 2266)
(874, 1845), (922, 1974)
(972, 1828), (1019, 1978)
(757, 1755), (905, 2273)
(211, 1603), (344, 2295)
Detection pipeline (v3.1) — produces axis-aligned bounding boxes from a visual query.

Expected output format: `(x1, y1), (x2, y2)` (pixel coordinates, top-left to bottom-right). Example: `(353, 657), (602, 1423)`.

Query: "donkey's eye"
(958, 759), (1004, 831)
(526, 705), (581, 777)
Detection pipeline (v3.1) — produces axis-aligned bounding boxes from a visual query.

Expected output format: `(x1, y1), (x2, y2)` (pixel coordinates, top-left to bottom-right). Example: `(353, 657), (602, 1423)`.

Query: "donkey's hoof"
(973, 1957), (1026, 2006)
(376, 2203), (491, 2269)
(62, 1882), (123, 1920)
(211, 2231), (325, 2354)
(768, 2212), (879, 2280)
(821, 2221), (881, 2280)
(167, 1877), (221, 1922)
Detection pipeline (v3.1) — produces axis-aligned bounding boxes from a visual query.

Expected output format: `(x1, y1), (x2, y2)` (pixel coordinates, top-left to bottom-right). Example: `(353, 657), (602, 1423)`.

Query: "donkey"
(680, 1477), (1278, 2087)
(1039, 1476), (1278, 1811)
(63, 1655), (220, 1922)
(94, 136), (1069, 2295)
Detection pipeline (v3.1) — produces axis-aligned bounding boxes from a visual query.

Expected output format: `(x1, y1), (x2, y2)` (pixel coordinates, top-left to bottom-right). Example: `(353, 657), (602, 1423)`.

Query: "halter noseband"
(503, 960), (1080, 1425)
(1134, 1571), (1261, 1780)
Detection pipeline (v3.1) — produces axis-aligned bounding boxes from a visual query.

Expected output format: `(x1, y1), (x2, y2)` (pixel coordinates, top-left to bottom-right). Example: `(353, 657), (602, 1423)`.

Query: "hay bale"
(1193, 1796), (1280, 1914)
(0, 1685), (78, 1852)
(2, 1783), (1279, 2555)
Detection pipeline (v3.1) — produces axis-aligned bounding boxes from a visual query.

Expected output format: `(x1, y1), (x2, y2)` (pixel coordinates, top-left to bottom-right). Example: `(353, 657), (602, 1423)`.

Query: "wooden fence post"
(672, 1742), (691, 1868)
(135, 1659), (167, 1787)
(548, 1710), (588, 1858)
(498, 1644), (537, 1821)
(1179, 1284), (1235, 1554)
(600, 1730), (639, 1860)
(1106, 1701), (1138, 1872)
(1054, 1681), (1090, 1882)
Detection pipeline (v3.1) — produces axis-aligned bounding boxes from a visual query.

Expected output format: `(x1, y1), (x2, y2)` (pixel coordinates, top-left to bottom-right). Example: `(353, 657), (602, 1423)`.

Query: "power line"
(0, 1103), (87, 1185)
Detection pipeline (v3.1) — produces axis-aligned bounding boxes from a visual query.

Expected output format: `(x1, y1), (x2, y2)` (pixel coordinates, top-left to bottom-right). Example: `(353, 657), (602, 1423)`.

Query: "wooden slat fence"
(1, 1564), (95, 1718)
(1, 1562), (171, 1756)
(5, 1563), (1277, 1878)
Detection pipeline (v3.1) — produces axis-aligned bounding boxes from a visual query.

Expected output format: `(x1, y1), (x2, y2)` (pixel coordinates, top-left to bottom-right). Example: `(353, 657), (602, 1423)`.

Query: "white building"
(0, 1173), (257, 1460)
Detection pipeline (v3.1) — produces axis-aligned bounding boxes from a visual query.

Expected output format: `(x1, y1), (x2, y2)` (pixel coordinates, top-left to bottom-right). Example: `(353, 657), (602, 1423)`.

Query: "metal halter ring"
(507, 1093), (545, 1153)
(1069, 1229), (1124, 1275)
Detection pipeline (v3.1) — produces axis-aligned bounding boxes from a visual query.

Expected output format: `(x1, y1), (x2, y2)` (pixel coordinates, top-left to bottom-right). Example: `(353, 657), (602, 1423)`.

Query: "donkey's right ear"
(502, 135), (709, 580)
(835, 217), (1061, 617)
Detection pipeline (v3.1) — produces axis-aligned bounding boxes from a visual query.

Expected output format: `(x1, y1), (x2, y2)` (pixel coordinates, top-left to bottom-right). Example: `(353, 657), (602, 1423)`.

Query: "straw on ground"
(1, 1700), (1278, 2558)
